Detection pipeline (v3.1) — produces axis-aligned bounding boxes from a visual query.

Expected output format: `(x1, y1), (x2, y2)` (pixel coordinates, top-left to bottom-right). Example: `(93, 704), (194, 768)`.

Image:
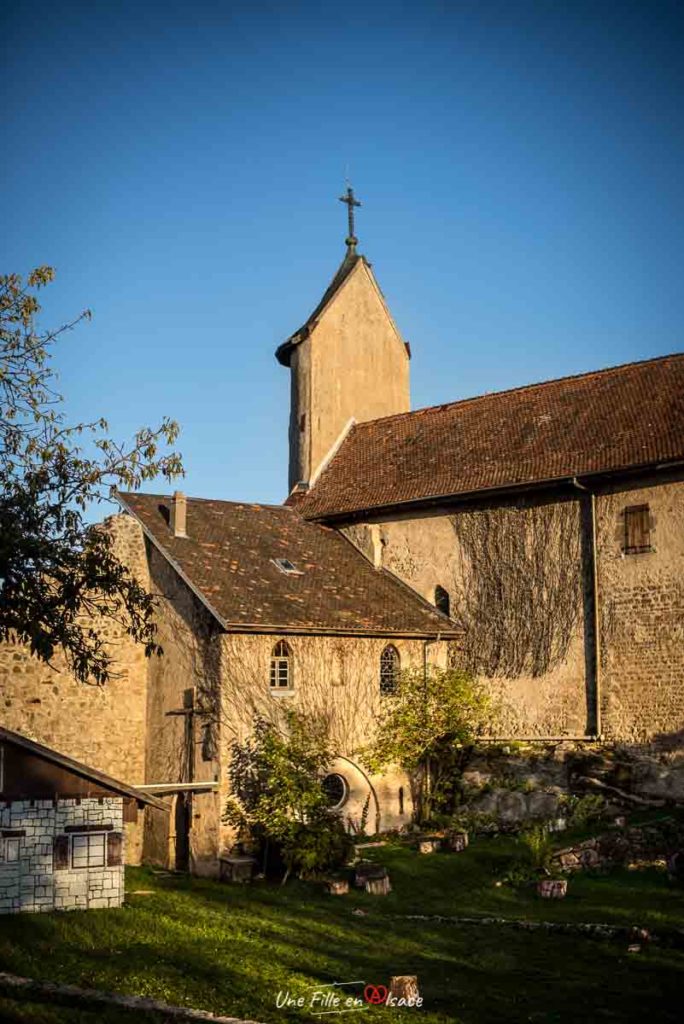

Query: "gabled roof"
(118, 493), (458, 638)
(0, 726), (165, 809)
(275, 250), (363, 366)
(290, 353), (684, 520)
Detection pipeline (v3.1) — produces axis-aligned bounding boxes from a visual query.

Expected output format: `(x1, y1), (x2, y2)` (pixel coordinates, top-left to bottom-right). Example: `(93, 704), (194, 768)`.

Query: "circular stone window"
(322, 773), (349, 809)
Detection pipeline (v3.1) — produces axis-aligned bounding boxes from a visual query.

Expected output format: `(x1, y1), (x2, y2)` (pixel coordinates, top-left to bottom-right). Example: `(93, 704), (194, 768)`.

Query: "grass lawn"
(0, 835), (683, 1024)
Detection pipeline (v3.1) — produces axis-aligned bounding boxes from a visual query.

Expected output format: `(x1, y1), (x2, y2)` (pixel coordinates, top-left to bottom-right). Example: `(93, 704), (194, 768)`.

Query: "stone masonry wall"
(0, 797), (124, 914)
(342, 474), (684, 745)
(0, 514), (151, 864)
(596, 475), (684, 745)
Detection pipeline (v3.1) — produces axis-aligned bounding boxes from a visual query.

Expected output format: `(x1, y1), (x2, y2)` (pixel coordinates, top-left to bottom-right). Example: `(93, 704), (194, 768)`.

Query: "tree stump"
(354, 862), (386, 888)
(418, 838), (441, 854)
(365, 875), (391, 895)
(389, 976), (420, 1004)
(446, 831), (468, 852)
(326, 879), (349, 895)
(537, 879), (568, 899)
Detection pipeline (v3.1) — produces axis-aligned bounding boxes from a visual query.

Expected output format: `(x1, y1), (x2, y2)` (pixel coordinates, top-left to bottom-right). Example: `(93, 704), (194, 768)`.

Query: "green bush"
(224, 710), (353, 882)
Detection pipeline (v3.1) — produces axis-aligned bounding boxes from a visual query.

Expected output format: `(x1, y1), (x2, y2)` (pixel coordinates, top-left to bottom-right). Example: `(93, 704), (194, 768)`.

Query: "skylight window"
(271, 558), (303, 576)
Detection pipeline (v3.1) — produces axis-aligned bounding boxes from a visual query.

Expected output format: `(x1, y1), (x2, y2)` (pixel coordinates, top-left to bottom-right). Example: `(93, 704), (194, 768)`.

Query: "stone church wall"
(0, 514), (150, 864)
(596, 474), (684, 745)
(343, 496), (590, 738)
(142, 544), (223, 877)
(341, 474), (684, 746)
(217, 632), (437, 857)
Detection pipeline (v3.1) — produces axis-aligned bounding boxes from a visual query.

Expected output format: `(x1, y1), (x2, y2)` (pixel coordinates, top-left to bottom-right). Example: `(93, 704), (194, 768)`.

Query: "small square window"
(624, 504), (651, 554)
(71, 833), (105, 869)
(0, 837), (20, 863)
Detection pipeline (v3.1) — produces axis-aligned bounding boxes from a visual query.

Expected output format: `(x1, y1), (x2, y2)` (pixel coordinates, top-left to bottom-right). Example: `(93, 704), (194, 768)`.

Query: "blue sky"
(3, 0), (683, 505)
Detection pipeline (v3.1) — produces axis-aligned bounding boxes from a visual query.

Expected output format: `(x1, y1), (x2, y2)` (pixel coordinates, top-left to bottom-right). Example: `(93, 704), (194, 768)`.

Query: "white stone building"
(0, 726), (163, 913)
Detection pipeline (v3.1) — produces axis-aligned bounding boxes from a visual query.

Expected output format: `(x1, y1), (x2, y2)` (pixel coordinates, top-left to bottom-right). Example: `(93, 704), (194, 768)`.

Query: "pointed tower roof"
(275, 248), (366, 366)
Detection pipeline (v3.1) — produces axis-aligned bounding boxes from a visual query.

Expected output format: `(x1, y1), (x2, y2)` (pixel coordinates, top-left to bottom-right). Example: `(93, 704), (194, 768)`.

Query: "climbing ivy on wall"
(450, 499), (583, 678)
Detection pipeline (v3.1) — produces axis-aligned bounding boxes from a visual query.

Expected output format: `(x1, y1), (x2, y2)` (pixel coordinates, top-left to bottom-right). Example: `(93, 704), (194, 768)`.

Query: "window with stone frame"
(380, 644), (400, 695)
(71, 832), (106, 869)
(270, 640), (293, 690)
(624, 504), (652, 554)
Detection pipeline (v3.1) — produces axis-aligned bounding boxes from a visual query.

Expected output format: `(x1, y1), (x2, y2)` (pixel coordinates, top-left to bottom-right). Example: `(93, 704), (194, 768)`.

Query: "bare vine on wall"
(450, 500), (582, 678)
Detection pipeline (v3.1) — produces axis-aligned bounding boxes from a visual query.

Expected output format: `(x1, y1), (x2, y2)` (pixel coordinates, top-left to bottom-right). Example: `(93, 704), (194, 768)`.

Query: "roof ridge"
(120, 492), (293, 512)
(348, 350), (684, 433)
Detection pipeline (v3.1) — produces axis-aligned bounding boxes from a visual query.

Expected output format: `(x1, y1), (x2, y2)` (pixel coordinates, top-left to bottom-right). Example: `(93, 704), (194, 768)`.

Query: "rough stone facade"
(0, 797), (124, 914)
(0, 515), (150, 864)
(341, 471), (684, 745)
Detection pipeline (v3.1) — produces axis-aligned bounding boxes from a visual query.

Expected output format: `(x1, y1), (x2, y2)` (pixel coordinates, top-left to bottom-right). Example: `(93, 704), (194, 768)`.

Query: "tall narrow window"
(435, 585), (450, 617)
(624, 504), (651, 554)
(380, 644), (400, 695)
(270, 640), (292, 690)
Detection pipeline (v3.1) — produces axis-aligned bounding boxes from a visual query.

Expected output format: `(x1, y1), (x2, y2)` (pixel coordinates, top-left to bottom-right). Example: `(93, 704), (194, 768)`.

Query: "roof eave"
(300, 457), (684, 523)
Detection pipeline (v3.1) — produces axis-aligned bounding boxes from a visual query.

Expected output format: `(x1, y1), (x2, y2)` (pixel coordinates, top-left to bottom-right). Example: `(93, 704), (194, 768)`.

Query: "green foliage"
(364, 665), (491, 823)
(0, 268), (183, 683)
(224, 709), (353, 882)
(517, 824), (555, 874)
(564, 793), (607, 827)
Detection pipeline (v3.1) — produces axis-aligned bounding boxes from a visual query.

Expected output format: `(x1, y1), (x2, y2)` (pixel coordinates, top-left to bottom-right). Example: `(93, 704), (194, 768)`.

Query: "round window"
(322, 773), (349, 809)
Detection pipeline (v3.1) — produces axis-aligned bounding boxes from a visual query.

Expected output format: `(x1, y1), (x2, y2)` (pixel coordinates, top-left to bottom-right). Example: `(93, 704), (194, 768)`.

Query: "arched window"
(270, 640), (292, 690)
(435, 585), (450, 618)
(380, 644), (400, 695)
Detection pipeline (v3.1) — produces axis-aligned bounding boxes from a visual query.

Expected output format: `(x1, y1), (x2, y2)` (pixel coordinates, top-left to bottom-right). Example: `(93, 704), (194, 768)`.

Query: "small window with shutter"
(624, 504), (652, 554)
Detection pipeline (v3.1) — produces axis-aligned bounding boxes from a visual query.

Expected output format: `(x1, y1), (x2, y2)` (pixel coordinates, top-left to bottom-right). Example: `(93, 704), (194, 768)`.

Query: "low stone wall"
(0, 797), (124, 914)
(458, 743), (684, 829)
(551, 818), (684, 874)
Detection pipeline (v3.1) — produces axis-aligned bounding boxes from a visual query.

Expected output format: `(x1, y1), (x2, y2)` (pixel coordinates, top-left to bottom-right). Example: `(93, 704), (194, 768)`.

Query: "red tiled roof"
(118, 494), (457, 637)
(292, 353), (684, 519)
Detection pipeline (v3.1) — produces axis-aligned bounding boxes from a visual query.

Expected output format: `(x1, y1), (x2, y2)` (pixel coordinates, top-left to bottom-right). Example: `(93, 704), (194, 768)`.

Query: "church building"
(2, 193), (684, 877)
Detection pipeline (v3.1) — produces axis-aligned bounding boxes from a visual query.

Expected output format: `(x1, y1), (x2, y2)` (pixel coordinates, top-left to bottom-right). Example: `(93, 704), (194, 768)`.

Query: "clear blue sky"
(3, 0), (683, 505)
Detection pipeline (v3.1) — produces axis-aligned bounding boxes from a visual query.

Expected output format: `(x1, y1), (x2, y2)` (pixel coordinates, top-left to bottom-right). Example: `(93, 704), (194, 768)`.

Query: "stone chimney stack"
(370, 524), (384, 569)
(170, 491), (187, 538)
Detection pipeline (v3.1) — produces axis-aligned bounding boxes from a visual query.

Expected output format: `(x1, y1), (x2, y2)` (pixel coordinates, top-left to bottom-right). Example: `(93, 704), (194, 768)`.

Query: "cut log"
(537, 879), (568, 899)
(418, 838), (441, 854)
(445, 831), (468, 852)
(365, 875), (391, 895)
(326, 879), (349, 895)
(354, 862), (387, 887)
(390, 976), (420, 1004)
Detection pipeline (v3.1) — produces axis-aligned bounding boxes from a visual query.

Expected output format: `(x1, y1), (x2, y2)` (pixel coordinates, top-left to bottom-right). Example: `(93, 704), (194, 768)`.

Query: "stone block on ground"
(418, 837), (441, 854)
(445, 831), (469, 852)
(326, 878), (349, 895)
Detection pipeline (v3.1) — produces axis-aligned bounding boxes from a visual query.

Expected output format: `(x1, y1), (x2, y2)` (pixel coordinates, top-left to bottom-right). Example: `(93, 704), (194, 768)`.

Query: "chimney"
(170, 491), (187, 538)
(370, 524), (384, 569)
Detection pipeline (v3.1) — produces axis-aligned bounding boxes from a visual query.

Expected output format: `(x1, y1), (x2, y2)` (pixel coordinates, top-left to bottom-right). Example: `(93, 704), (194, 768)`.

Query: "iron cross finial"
(338, 186), (361, 251)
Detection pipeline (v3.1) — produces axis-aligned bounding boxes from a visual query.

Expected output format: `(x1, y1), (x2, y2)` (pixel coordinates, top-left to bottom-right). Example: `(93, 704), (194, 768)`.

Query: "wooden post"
(445, 831), (468, 852)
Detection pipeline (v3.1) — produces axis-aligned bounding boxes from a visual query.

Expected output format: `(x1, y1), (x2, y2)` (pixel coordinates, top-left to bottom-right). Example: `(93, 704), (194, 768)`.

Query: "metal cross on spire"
(338, 186), (361, 252)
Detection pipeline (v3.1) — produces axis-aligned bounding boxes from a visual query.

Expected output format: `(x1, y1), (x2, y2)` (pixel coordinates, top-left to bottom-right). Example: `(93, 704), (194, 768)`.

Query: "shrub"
(224, 709), (353, 882)
(364, 666), (491, 823)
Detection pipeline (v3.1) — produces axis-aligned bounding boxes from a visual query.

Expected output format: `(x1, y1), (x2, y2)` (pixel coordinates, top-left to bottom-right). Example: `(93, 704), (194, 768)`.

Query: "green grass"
(0, 837), (683, 1024)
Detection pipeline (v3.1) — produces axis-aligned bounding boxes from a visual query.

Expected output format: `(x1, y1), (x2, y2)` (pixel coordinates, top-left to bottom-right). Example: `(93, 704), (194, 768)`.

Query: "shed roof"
(0, 727), (166, 810)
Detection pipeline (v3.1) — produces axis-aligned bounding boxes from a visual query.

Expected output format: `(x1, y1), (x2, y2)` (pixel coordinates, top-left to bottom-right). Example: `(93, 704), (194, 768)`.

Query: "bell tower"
(276, 190), (411, 493)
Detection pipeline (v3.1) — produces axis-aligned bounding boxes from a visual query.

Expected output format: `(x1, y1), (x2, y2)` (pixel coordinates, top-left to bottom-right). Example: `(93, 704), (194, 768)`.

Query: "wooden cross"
(339, 186), (361, 248)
